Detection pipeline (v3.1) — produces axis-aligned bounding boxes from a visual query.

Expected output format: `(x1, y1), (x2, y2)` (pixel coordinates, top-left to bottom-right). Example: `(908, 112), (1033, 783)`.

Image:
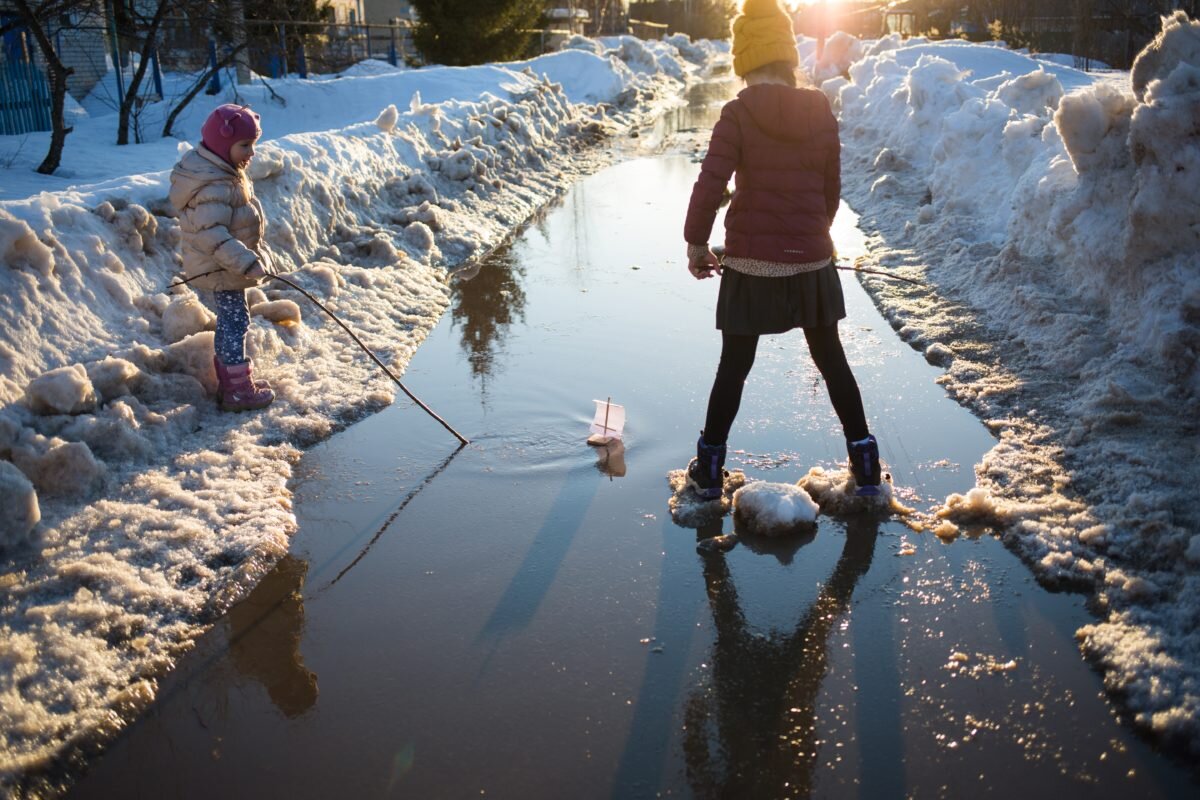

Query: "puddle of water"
(68, 99), (1198, 799)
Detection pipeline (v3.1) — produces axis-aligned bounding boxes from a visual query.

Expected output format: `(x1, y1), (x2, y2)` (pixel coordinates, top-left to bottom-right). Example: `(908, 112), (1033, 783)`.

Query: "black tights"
(702, 326), (869, 446)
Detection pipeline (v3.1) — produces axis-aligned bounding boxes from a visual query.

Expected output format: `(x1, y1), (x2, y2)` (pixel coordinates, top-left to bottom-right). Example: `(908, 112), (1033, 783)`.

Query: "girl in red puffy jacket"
(682, 0), (880, 499)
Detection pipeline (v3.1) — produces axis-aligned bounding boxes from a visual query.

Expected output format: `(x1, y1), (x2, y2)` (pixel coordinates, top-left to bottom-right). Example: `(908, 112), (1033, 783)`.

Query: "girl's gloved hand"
(244, 261), (266, 279)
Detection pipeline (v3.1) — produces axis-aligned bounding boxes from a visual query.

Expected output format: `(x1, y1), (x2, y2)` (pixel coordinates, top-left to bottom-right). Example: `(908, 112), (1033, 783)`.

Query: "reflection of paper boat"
(587, 398), (625, 446)
(595, 438), (626, 478)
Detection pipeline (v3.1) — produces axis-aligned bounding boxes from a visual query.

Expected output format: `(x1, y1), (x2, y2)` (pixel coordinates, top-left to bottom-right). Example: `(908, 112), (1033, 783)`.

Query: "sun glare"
(777, 0), (844, 8)
(783, 0), (846, 9)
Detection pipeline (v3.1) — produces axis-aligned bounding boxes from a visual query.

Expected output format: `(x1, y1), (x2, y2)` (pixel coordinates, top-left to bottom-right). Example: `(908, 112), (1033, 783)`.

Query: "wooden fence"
(0, 58), (52, 136)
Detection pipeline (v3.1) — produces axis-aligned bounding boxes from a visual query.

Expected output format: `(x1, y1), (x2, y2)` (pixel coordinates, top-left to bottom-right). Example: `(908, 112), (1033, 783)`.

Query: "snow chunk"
(666, 468), (748, 528)
(995, 69), (1064, 116)
(932, 520), (960, 540)
(0, 211), (55, 276)
(375, 103), (400, 133)
(11, 439), (105, 498)
(924, 341), (954, 366)
(732, 481), (818, 537)
(797, 466), (905, 516)
(164, 331), (218, 393)
(24, 364), (98, 415)
(1131, 10), (1200, 101)
(936, 486), (1013, 526)
(85, 357), (141, 402)
(405, 221), (436, 253)
(1127, 59), (1200, 264)
(1054, 84), (1135, 174)
(0, 460), (40, 548)
(297, 263), (343, 297)
(161, 295), (215, 344)
(561, 35), (603, 55)
(250, 299), (302, 327)
(811, 31), (864, 83)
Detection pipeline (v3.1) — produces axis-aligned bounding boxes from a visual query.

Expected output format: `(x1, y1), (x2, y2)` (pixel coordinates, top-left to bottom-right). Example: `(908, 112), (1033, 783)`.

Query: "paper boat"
(587, 398), (625, 445)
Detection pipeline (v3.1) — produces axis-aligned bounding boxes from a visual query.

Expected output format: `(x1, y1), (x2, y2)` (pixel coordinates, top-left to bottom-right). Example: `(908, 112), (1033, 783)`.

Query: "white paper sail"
(589, 399), (626, 441)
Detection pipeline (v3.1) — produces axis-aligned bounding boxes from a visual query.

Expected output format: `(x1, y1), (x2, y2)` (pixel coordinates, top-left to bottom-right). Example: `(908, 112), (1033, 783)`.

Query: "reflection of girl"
(683, 0), (881, 499)
(685, 520), (878, 796)
(227, 555), (318, 718)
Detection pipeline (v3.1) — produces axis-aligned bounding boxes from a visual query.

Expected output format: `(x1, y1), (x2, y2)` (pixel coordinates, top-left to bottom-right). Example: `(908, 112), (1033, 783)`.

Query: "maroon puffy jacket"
(684, 83), (840, 263)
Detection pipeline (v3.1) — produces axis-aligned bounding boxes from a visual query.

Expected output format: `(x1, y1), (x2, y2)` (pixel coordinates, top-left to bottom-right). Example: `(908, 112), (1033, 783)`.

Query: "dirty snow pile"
(0, 36), (721, 793)
(811, 15), (1200, 752)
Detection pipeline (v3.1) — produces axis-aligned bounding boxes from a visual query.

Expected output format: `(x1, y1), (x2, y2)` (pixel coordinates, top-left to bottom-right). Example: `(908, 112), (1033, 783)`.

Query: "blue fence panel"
(0, 58), (53, 136)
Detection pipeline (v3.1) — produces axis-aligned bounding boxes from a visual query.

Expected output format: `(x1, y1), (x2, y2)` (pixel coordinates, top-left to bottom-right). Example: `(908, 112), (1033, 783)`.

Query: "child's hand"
(688, 248), (721, 280)
(244, 261), (266, 279)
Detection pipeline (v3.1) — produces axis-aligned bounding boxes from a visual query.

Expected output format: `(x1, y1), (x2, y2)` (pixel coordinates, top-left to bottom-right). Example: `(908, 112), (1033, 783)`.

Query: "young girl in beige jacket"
(169, 104), (275, 411)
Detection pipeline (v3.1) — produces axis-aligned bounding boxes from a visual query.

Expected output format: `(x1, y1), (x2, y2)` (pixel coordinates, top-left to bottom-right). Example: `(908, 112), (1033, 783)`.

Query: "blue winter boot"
(847, 434), (881, 497)
(686, 434), (727, 501)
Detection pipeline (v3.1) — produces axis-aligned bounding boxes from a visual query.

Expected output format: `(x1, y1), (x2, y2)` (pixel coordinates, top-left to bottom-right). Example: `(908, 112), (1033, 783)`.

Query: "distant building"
(546, 5), (591, 48)
(361, 0), (419, 25)
(0, 0), (109, 101)
(327, 0), (361, 25)
(884, 3), (918, 37)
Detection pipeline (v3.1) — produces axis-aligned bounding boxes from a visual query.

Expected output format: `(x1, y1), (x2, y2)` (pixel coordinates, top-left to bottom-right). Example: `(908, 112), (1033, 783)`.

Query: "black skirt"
(715, 262), (846, 335)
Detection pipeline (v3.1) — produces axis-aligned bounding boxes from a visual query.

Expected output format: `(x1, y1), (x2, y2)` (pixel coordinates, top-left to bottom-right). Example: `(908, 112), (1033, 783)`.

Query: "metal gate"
(1, 22), (52, 136)
(0, 58), (52, 135)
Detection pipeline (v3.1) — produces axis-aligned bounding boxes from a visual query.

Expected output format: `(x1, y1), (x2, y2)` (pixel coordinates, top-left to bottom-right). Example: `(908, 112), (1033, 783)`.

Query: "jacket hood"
(169, 145), (236, 212)
(736, 83), (832, 142)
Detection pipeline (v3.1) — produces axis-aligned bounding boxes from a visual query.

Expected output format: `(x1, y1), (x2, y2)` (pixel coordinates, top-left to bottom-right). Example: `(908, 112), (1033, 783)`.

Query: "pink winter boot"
(214, 356), (274, 412)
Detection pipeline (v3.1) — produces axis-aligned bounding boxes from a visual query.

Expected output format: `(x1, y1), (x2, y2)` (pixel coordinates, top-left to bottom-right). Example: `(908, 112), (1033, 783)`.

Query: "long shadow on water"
(476, 462), (600, 641)
(613, 517), (898, 798)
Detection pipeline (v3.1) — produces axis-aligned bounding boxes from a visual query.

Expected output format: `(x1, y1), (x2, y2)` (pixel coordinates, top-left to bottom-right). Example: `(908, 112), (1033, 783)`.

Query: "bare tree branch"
(162, 43), (247, 139)
(116, 0), (172, 145)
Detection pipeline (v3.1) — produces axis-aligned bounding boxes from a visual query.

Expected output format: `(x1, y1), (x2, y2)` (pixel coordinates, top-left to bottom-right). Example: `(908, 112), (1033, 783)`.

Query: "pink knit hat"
(201, 104), (262, 165)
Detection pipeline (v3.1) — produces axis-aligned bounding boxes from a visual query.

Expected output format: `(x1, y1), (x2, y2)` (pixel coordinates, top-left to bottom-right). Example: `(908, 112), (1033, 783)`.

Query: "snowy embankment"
(0, 35), (723, 790)
(808, 16), (1200, 752)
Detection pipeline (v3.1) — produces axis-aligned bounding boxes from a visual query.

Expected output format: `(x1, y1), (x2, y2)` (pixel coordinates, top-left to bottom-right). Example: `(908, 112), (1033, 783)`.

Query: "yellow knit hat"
(731, 0), (799, 77)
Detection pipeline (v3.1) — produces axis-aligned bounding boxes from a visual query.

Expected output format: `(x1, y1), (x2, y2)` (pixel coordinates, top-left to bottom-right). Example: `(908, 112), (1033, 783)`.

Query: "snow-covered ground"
(3, 9), (1199, 789)
(0, 34), (723, 791)
(806, 14), (1200, 753)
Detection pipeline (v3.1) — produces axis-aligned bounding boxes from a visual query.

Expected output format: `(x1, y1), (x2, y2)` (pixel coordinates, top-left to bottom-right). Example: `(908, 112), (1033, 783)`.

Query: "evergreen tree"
(409, 0), (545, 66)
(242, 0), (334, 23)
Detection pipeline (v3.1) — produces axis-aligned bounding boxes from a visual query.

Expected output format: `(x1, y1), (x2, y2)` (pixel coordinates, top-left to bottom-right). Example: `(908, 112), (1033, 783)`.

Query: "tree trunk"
(40, 65), (73, 174)
(13, 0), (75, 175)
(230, 0), (251, 85)
(116, 0), (170, 145)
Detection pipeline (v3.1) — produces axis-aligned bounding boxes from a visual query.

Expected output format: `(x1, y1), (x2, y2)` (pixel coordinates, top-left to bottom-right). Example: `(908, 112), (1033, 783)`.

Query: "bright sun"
(782, 0), (845, 10)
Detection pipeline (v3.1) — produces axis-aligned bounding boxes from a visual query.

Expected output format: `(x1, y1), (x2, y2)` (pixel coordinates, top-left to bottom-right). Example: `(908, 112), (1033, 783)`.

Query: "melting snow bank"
(815, 15), (1200, 753)
(0, 37), (726, 794)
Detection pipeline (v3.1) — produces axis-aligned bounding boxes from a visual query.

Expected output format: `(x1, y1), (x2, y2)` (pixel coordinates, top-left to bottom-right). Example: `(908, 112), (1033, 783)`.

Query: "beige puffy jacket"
(168, 144), (275, 292)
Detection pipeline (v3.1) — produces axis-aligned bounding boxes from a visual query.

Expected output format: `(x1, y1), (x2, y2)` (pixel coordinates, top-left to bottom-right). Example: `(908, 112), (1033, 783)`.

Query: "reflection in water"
(450, 248), (527, 390)
(594, 438), (627, 479)
(684, 521), (879, 798)
(226, 555), (319, 718)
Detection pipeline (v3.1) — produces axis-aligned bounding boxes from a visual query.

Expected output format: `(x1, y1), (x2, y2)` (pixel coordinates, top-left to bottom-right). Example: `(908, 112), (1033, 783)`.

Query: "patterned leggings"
(213, 289), (249, 365)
